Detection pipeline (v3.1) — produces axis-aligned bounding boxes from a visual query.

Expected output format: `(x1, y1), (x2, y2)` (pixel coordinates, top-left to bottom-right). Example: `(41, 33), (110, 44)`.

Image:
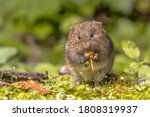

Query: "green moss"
(0, 74), (149, 100)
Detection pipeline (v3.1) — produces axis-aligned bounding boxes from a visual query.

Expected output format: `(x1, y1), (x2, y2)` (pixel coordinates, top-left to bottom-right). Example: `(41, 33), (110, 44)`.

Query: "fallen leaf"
(12, 80), (51, 94)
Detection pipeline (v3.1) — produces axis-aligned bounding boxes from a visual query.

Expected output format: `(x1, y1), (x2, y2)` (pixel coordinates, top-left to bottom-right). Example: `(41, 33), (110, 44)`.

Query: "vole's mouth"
(84, 50), (98, 61)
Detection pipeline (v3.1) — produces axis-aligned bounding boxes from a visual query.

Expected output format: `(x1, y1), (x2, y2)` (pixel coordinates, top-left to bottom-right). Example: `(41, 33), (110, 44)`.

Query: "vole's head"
(65, 21), (113, 65)
(67, 21), (106, 52)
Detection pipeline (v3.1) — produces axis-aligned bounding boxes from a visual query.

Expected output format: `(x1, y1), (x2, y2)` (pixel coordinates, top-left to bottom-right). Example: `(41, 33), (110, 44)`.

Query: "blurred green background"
(0, 0), (150, 73)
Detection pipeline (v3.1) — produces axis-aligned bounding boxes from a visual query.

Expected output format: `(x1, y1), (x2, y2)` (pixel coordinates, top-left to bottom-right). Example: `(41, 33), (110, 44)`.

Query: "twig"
(0, 70), (48, 83)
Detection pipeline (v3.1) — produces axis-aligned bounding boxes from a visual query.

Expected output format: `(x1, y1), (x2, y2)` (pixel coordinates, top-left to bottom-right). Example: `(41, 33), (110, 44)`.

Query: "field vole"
(65, 21), (114, 86)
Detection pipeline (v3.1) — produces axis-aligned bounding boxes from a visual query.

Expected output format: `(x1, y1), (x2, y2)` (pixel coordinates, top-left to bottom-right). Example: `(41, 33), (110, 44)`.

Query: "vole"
(65, 21), (114, 87)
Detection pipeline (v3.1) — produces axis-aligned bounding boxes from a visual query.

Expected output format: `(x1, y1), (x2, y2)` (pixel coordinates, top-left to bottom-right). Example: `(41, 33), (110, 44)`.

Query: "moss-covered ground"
(0, 73), (149, 100)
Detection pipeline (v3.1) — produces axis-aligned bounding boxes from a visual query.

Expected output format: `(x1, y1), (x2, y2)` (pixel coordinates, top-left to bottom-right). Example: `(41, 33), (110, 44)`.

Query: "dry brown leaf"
(12, 80), (51, 95)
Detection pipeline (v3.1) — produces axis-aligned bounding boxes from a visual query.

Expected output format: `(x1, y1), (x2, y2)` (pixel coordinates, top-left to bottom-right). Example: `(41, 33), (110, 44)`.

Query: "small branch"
(0, 70), (48, 83)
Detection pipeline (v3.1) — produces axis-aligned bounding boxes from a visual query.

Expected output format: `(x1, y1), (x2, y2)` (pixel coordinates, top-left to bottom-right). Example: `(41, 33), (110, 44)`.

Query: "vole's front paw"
(94, 81), (101, 87)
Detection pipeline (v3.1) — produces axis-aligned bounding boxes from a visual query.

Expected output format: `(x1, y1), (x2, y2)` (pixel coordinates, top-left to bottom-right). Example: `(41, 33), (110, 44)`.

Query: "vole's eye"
(90, 33), (94, 38)
(77, 35), (81, 40)
(90, 29), (95, 38)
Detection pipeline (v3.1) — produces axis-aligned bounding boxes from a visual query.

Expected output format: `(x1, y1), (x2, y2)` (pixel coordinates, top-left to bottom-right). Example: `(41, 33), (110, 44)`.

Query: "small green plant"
(122, 40), (150, 82)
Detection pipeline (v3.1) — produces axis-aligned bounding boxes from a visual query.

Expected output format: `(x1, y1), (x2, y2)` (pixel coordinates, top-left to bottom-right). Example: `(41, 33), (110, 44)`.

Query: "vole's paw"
(94, 81), (101, 87)
(58, 65), (70, 75)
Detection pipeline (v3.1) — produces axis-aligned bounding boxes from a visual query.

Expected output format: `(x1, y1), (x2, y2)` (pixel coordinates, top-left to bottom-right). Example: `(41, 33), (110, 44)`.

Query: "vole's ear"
(96, 21), (104, 31)
(96, 21), (103, 26)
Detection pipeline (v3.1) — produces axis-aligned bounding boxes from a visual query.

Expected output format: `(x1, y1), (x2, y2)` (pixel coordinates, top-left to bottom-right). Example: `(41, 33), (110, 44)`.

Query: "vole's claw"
(93, 53), (98, 60)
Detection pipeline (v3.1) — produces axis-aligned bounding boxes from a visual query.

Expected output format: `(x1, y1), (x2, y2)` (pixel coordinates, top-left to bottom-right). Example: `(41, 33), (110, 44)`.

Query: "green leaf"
(0, 39), (30, 57)
(122, 40), (140, 60)
(0, 47), (17, 64)
(138, 65), (150, 80)
(124, 62), (139, 74)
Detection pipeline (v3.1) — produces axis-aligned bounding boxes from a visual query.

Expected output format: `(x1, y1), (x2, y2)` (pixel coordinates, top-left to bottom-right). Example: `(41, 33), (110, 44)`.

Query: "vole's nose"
(83, 41), (91, 49)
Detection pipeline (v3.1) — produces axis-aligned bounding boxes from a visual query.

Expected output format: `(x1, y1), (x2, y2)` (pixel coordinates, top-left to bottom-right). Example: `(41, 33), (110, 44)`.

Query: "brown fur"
(65, 21), (114, 86)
